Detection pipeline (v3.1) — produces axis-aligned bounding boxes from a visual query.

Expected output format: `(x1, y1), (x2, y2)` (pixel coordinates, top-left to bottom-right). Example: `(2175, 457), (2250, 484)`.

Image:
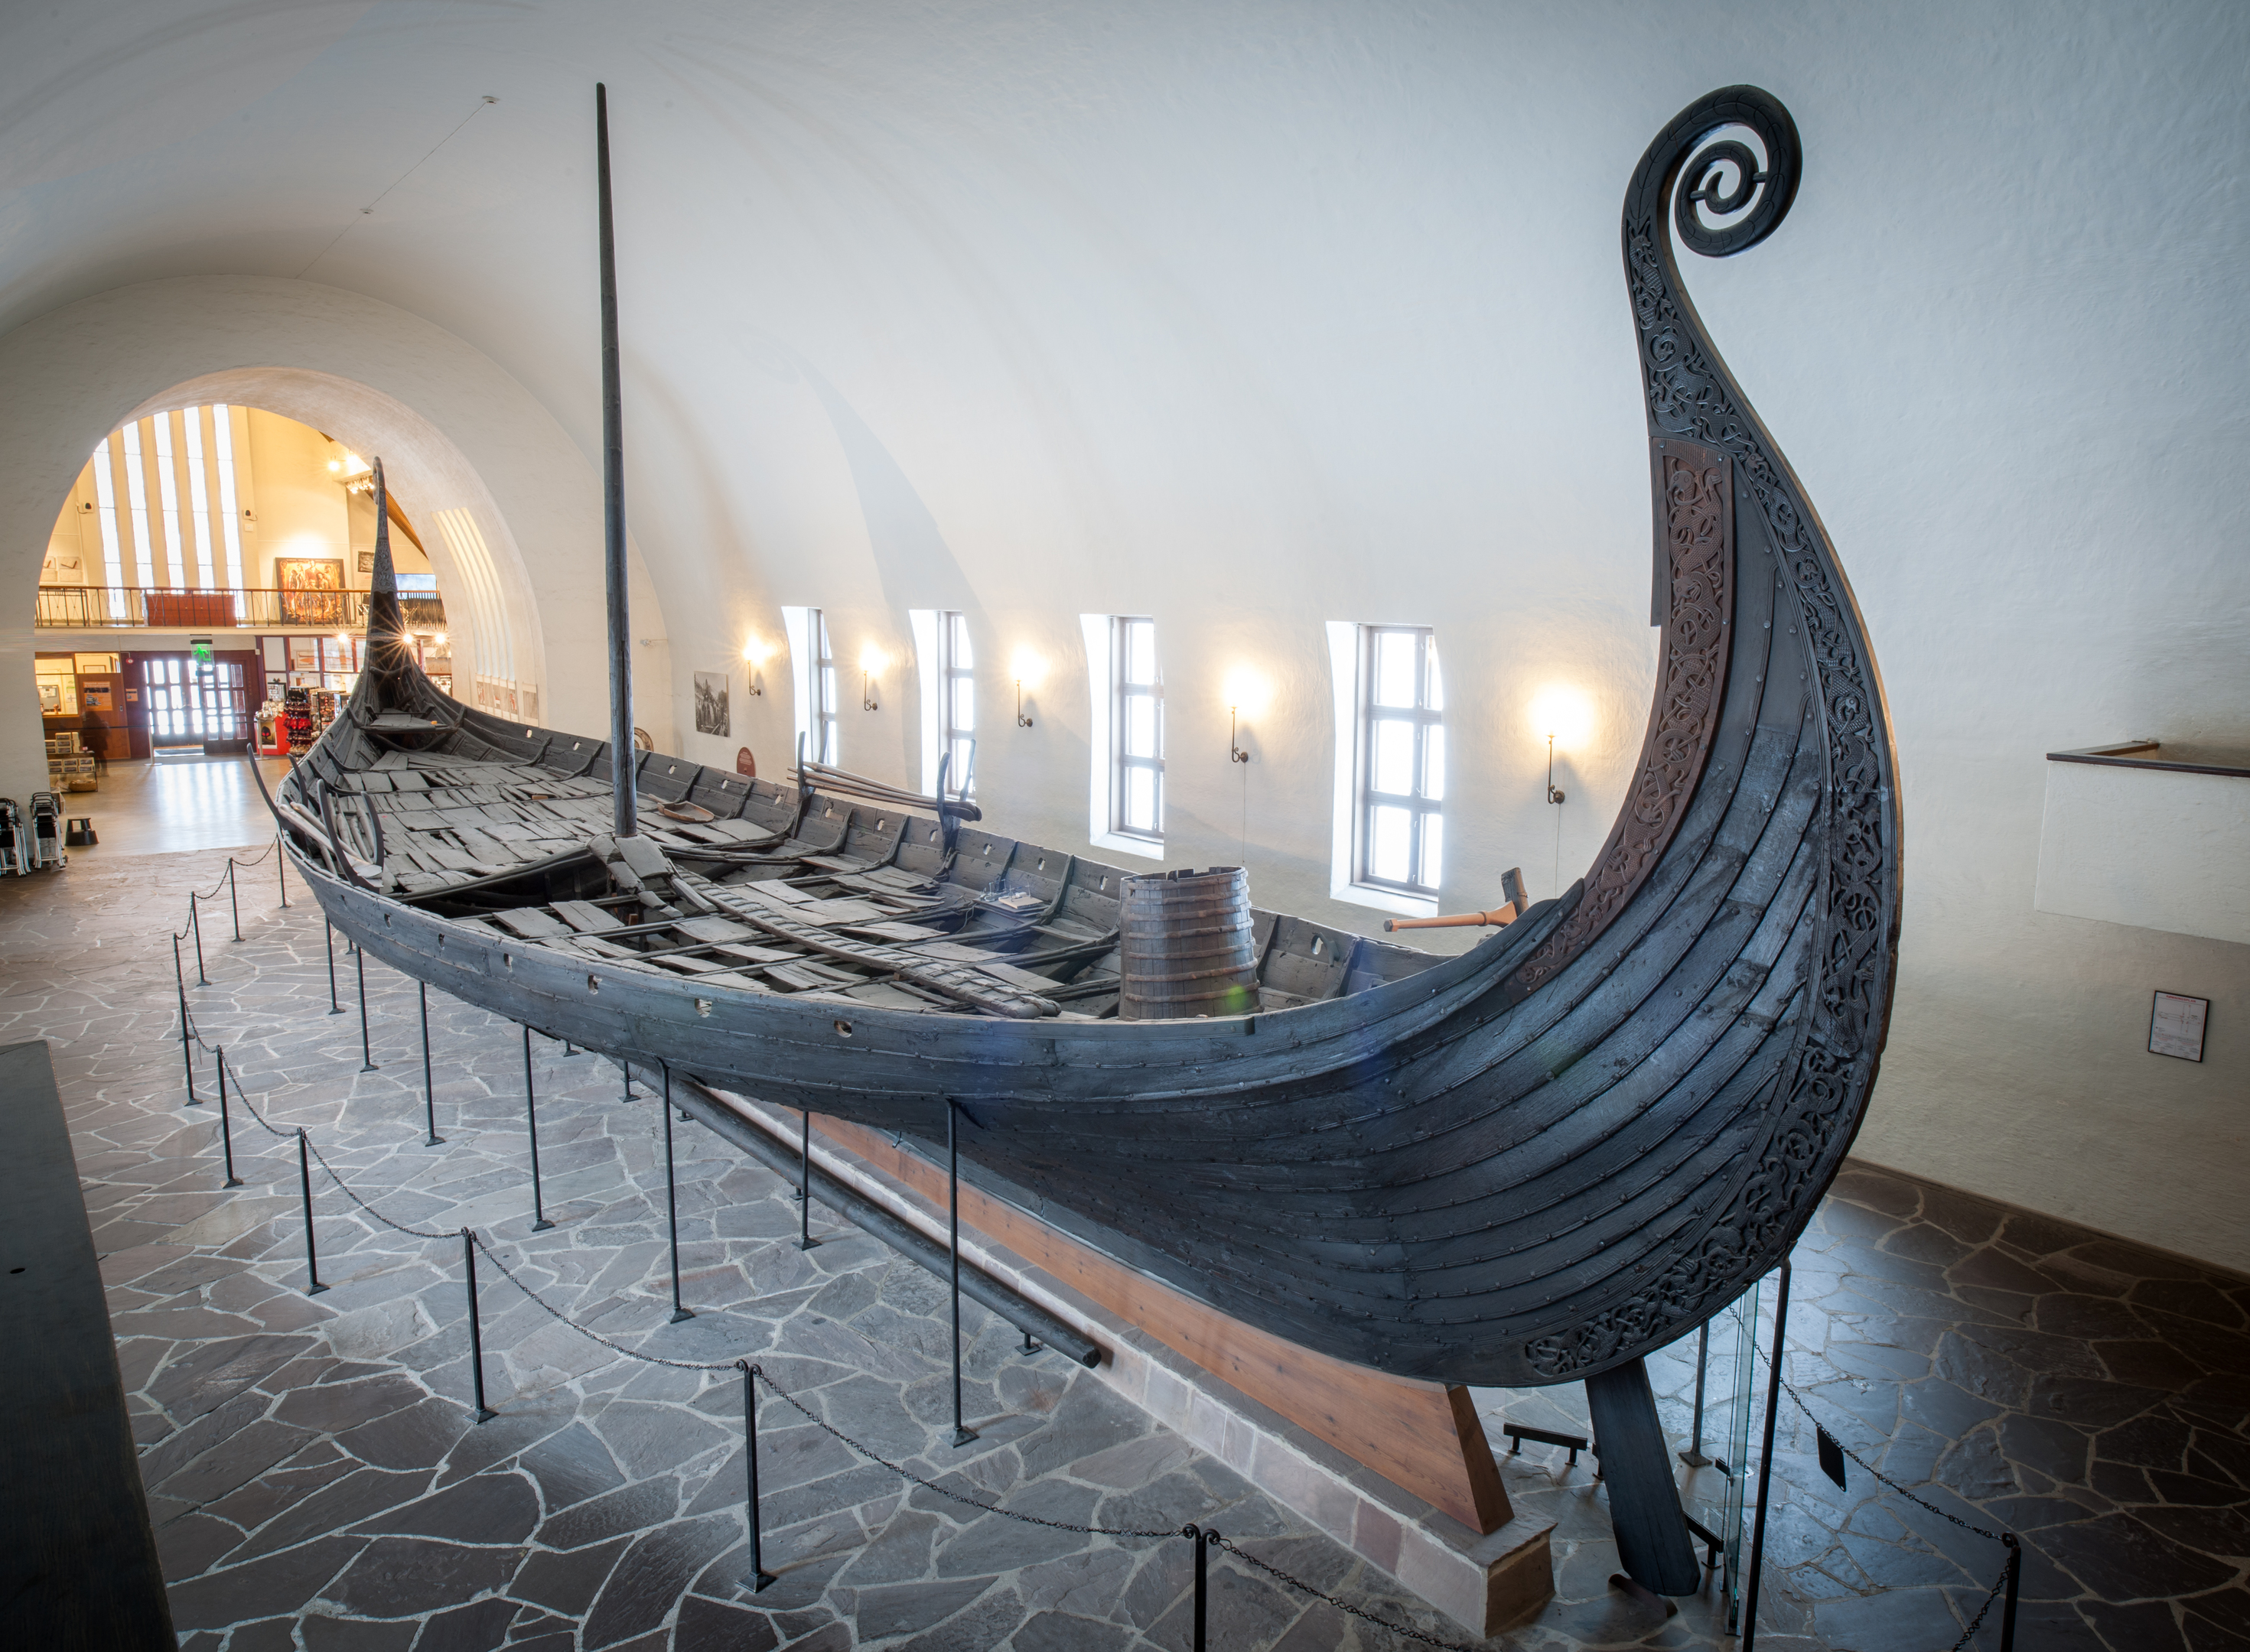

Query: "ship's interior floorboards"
(2, 811), (2241, 1650)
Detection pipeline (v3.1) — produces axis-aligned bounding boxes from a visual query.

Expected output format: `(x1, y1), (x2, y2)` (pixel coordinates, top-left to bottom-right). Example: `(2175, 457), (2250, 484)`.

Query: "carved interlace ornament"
(1522, 93), (1899, 1380)
(1506, 443), (1733, 997)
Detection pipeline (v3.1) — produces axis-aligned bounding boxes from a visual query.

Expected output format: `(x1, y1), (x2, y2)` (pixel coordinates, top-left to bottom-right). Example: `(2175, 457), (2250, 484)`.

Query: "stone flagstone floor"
(2, 831), (2245, 1650)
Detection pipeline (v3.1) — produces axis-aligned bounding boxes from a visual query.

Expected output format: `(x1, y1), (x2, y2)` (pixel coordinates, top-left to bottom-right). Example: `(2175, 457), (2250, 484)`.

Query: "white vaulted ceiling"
(2, 2), (2247, 1273)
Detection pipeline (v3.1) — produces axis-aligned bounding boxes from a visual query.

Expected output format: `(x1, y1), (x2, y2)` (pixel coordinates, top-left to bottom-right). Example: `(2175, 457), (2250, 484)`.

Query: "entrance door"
(144, 655), (249, 747)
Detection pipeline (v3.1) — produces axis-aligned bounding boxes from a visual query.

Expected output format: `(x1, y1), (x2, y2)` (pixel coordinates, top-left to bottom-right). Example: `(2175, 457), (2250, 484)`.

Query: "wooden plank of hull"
(793, 1107), (1514, 1537)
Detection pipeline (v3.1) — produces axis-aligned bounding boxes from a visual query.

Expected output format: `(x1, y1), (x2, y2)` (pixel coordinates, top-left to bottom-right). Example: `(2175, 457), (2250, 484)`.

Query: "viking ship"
(271, 84), (1897, 1466)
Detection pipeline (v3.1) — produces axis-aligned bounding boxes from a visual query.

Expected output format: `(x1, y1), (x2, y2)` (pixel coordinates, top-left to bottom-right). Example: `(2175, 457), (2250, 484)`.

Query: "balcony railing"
(36, 587), (447, 632)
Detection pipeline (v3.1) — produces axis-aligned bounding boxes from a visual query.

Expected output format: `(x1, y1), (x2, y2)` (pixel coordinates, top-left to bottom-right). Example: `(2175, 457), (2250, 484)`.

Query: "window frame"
(1351, 623), (1444, 901)
(809, 608), (838, 766)
(938, 609), (976, 797)
(1109, 614), (1164, 844)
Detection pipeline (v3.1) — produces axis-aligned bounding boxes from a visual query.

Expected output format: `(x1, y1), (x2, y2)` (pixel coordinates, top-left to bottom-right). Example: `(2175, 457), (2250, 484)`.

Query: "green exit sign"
(190, 637), (213, 662)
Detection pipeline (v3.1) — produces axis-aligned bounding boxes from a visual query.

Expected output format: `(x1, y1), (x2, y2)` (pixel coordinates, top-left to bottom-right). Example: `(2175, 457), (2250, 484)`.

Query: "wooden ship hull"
(274, 84), (1899, 1397)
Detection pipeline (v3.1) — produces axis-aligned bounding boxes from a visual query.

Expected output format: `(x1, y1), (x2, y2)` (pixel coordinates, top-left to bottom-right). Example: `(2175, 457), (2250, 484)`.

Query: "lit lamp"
(742, 637), (771, 696)
(1222, 666), (1270, 765)
(1527, 685), (1595, 805)
(860, 644), (887, 711)
(1010, 646), (1044, 728)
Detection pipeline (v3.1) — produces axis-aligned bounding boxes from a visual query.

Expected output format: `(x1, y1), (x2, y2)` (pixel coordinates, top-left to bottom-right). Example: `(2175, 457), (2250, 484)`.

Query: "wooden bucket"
(1118, 867), (1258, 1020)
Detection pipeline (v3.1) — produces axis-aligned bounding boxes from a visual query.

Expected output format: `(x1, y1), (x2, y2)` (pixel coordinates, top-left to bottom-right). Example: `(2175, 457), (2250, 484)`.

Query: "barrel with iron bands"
(1118, 867), (1258, 1020)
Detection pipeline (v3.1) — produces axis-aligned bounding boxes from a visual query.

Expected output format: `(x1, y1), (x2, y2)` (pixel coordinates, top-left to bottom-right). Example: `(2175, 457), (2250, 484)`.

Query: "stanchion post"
(356, 946), (376, 1072)
(190, 893), (207, 984)
(174, 936), (200, 1105)
(1680, 1320), (1711, 1467)
(662, 1065), (693, 1322)
(216, 1048), (243, 1187)
(1740, 1257), (1791, 1652)
(523, 1026), (554, 1231)
(324, 922), (344, 1014)
(296, 1130), (329, 1296)
(796, 1110), (817, 1251)
(419, 982), (444, 1146)
(738, 1361), (777, 1591)
(619, 1059), (633, 1104)
(947, 1100), (977, 1448)
(276, 832), (288, 907)
(2001, 1533), (2020, 1652)
(462, 1230), (496, 1423)
(1183, 1524), (1212, 1652)
(227, 860), (242, 941)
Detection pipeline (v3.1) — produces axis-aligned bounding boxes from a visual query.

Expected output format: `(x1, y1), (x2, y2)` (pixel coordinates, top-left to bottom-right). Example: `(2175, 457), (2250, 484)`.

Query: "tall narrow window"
(1112, 616), (1163, 841)
(212, 404), (246, 591)
(1356, 625), (1444, 897)
(939, 610), (976, 795)
(182, 407), (216, 587)
(90, 435), (126, 598)
(151, 412), (184, 586)
(119, 418), (156, 587)
(810, 609), (838, 765)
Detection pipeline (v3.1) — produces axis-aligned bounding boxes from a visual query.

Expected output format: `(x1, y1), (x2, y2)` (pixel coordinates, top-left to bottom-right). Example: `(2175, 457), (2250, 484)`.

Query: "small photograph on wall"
(695, 670), (731, 737)
(358, 551), (376, 573)
(276, 558), (345, 626)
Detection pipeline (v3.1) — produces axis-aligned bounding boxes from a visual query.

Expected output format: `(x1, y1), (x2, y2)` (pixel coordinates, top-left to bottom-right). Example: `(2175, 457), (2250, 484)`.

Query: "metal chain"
(751, 1367), (1177, 1540)
(1212, 1534), (1489, 1650)
(1950, 1559), (2011, 1652)
(467, 1232), (742, 1372)
(300, 1134), (455, 1240)
(1760, 1347), (2008, 1544)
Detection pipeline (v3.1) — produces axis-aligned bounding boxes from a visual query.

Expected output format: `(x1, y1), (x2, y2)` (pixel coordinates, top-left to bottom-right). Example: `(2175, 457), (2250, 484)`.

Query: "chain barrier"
(171, 889), (2010, 1648)
(1951, 1561), (2011, 1652)
(749, 1368), (1177, 1541)
(1760, 1346), (2009, 1544)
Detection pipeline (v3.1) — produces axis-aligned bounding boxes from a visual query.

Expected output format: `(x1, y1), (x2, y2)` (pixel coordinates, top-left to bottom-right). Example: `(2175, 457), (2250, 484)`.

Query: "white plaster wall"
(0, 2), (2245, 1268)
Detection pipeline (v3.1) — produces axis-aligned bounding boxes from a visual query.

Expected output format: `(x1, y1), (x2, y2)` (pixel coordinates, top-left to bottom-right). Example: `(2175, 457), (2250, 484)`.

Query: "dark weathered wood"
(275, 84), (1899, 1406)
(0, 1040), (176, 1648)
(595, 83), (636, 842)
(1584, 1357), (1701, 1595)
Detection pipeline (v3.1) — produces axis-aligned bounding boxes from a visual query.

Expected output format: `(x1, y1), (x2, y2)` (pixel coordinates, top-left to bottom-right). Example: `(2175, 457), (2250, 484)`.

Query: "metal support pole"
(277, 833), (288, 907)
(620, 1059), (633, 1103)
(356, 946), (376, 1072)
(297, 1130), (328, 1296)
(1020, 1329), (1040, 1358)
(738, 1361), (777, 1590)
(662, 1065), (693, 1322)
(796, 1111), (817, 1250)
(227, 860), (242, 941)
(2001, 1533), (2020, 1652)
(174, 936), (200, 1105)
(190, 893), (207, 984)
(462, 1230), (496, 1422)
(1740, 1258), (1791, 1652)
(1184, 1524), (1212, 1652)
(1680, 1321), (1711, 1467)
(216, 1049), (243, 1187)
(948, 1100), (977, 1448)
(419, 983), (444, 1145)
(324, 922), (343, 1013)
(523, 1026), (554, 1231)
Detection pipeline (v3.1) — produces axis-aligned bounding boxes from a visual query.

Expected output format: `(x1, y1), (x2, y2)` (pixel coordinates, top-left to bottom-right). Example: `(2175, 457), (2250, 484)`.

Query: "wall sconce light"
(1229, 707), (1251, 765)
(1527, 685), (1594, 805)
(742, 638), (770, 695)
(860, 644), (887, 711)
(1221, 666), (1268, 763)
(1010, 647), (1044, 728)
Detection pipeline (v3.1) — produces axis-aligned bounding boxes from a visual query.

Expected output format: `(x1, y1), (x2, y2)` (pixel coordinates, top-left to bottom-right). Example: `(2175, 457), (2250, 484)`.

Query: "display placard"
(2149, 992), (2209, 1062)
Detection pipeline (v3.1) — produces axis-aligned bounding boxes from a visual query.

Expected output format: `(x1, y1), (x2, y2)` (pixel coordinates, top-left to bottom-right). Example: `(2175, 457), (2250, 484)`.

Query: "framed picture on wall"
(358, 551), (376, 573)
(694, 670), (730, 737)
(275, 558), (345, 626)
(2149, 992), (2209, 1062)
